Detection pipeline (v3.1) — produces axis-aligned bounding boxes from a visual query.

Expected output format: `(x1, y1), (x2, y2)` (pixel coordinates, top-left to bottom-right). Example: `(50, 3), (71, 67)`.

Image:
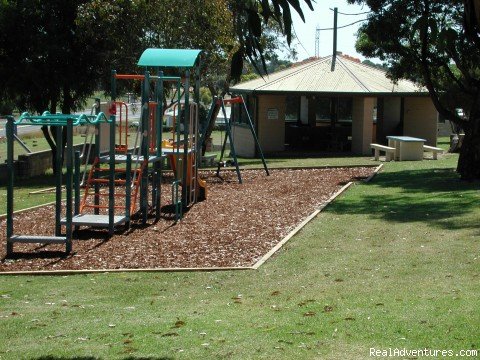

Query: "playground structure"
(4, 48), (269, 258)
(5, 48), (207, 256)
(201, 95), (269, 183)
(5, 112), (117, 256)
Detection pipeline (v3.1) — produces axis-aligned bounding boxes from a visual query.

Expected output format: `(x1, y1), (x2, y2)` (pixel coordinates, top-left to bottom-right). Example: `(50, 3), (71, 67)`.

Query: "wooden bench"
(370, 143), (395, 161)
(423, 145), (443, 160)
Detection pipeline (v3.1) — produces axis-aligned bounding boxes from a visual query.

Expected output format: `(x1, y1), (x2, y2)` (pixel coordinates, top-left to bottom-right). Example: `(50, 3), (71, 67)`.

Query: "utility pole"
(315, 25), (320, 58)
(331, 7), (338, 71)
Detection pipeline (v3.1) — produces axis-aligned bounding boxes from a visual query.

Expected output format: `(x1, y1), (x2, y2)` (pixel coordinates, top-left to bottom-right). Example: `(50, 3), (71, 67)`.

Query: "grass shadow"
(328, 168), (480, 231)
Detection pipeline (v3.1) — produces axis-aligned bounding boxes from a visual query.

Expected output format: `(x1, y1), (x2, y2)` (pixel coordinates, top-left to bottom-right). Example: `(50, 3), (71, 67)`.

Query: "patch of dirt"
(0, 167), (374, 272)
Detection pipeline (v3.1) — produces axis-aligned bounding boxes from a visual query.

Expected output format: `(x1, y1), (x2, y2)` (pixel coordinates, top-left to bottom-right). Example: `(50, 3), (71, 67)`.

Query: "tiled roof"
(231, 55), (426, 95)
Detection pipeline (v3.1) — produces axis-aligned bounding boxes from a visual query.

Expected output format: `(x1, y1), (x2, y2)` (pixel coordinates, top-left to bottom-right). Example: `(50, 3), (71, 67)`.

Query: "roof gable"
(231, 55), (425, 95)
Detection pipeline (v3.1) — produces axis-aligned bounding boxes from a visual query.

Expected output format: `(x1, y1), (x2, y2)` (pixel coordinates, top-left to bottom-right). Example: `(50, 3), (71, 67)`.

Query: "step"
(8, 235), (67, 244)
(99, 155), (163, 163)
(61, 214), (127, 227)
(81, 204), (126, 210)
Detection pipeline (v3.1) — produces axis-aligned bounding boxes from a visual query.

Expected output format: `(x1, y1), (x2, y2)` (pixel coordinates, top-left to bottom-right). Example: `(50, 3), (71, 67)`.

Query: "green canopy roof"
(137, 48), (202, 68)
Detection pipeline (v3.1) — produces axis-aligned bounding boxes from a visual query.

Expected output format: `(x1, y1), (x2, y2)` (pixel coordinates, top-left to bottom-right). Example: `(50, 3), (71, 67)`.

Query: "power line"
(329, 8), (371, 16)
(317, 18), (366, 31)
(293, 25), (311, 58)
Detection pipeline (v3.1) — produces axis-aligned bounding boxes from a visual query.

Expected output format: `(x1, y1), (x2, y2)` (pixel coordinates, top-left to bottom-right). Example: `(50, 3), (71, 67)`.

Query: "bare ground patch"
(0, 167), (374, 272)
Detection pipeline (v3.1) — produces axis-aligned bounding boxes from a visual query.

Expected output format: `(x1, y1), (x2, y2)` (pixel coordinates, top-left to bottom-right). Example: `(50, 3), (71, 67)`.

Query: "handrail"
(14, 111), (111, 126)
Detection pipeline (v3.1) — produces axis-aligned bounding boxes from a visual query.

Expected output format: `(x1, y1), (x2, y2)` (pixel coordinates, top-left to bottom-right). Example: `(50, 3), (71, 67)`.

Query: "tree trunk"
(456, 122), (480, 180)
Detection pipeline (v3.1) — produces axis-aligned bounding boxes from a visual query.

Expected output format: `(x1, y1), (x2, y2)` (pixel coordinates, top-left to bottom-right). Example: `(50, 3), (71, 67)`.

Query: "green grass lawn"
(0, 139), (479, 359)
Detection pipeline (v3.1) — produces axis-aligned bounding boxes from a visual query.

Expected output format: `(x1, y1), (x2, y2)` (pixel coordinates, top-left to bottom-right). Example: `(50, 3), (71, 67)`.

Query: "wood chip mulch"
(0, 167), (374, 272)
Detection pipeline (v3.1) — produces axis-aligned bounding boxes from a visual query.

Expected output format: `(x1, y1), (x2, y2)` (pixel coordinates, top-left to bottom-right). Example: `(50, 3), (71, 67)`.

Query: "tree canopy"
(350, 0), (480, 180)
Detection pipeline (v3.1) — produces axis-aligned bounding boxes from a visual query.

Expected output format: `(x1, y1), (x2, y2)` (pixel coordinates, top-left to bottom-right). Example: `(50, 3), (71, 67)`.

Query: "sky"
(288, 0), (371, 61)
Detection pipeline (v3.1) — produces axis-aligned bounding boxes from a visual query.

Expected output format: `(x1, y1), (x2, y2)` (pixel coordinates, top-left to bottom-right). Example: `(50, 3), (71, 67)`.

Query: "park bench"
(423, 145), (443, 159)
(370, 143), (395, 161)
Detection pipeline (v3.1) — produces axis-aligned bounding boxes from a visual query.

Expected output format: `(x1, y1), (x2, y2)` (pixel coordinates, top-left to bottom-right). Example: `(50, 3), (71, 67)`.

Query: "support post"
(74, 151), (80, 216)
(125, 153), (132, 229)
(182, 70), (190, 208)
(331, 7), (338, 72)
(94, 123), (100, 215)
(174, 79), (182, 220)
(55, 126), (63, 236)
(108, 111), (116, 236)
(65, 119), (73, 252)
(155, 70), (164, 220)
(140, 71), (150, 224)
(216, 101), (242, 183)
(74, 150), (80, 234)
(240, 95), (269, 176)
(6, 116), (14, 256)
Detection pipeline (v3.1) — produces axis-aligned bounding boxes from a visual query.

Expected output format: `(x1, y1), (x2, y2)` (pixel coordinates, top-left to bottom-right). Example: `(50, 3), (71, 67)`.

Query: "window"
(285, 96), (300, 122)
(315, 97), (331, 123)
(337, 97), (353, 122)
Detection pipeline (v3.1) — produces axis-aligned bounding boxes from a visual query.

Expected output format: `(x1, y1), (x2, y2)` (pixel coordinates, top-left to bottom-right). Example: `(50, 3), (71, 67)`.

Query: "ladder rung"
(90, 193), (129, 198)
(92, 167), (141, 174)
(89, 179), (127, 185)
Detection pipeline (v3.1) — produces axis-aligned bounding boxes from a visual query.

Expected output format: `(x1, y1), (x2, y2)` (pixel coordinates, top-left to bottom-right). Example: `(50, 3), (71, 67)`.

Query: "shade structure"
(137, 48), (201, 68)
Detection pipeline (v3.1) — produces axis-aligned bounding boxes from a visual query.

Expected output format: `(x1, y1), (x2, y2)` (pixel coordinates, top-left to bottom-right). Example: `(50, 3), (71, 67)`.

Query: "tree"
(1, 0), (315, 169)
(229, 0), (314, 81)
(0, 0), (108, 171)
(350, 0), (480, 180)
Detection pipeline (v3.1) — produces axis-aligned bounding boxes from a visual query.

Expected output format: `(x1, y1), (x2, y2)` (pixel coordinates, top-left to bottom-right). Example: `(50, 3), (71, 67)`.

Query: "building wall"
(232, 124), (255, 158)
(403, 97), (438, 146)
(382, 97), (402, 141)
(352, 97), (375, 155)
(257, 95), (286, 153)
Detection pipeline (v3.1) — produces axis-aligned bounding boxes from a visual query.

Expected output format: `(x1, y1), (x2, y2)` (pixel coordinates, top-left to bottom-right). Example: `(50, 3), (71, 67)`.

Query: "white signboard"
(267, 108), (279, 120)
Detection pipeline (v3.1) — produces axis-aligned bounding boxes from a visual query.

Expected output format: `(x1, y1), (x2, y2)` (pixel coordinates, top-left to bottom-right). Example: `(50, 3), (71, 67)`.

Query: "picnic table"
(387, 136), (426, 161)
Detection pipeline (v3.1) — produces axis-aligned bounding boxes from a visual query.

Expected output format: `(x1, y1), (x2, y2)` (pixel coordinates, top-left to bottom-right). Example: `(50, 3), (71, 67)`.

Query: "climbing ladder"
(80, 157), (145, 216)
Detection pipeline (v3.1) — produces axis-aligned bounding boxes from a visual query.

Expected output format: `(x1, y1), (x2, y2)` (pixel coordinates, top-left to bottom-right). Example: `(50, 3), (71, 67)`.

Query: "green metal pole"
(155, 70), (164, 220)
(125, 153), (132, 229)
(74, 150), (80, 234)
(240, 95), (269, 176)
(108, 110), (115, 236)
(65, 119), (73, 252)
(220, 101), (242, 183)
(94, 121), (100, 215)
(140, 71), (150, 224)
(6, 116), (14, 256)
(74, 151), (80, 216)
(182, 70), (190, 208)
(175, 79), (182, 220)
(109, 69), (117, 233)
(55, 126), (62, 236)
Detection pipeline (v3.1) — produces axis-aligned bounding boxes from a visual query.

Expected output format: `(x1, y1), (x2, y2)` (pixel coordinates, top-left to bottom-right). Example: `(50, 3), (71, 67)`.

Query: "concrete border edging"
(363, 164), (383, 183)
(252, 181), (354, 269)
